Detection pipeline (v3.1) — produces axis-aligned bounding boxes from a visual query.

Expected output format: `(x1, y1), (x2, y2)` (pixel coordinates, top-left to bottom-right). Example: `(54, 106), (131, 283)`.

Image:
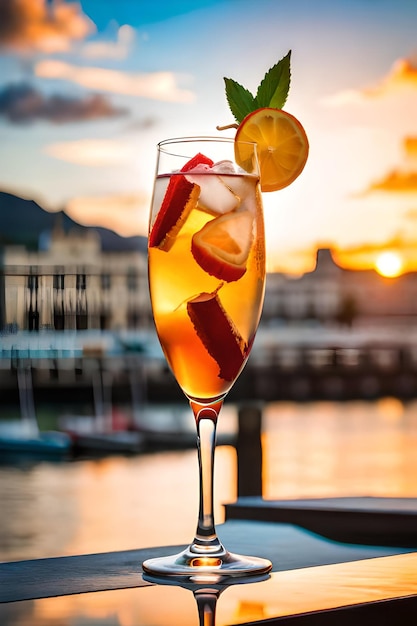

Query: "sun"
(375, 251), (404, 277)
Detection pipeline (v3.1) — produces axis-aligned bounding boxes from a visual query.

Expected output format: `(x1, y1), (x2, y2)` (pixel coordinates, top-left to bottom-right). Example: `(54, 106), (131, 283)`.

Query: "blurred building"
(2, 237), (417, 404)
(2, 235), (417, 335)
(263, 249), (417, 326)
(0, 222), (152, 333)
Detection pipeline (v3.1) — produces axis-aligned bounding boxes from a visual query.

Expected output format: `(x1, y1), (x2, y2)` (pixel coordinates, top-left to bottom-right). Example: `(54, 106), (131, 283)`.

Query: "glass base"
(142, 546), (272, 582)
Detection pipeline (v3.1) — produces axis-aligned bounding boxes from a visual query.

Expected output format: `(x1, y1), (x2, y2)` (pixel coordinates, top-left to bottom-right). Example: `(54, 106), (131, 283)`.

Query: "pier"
(3, 325), (417, 408)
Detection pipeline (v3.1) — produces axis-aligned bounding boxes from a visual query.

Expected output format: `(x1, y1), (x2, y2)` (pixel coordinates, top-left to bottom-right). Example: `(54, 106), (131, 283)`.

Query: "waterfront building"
(263, 248), (417, 326)
(0, 222), (152, 333)
(2, 226), (417, 336)
(2, 230), (417, 404)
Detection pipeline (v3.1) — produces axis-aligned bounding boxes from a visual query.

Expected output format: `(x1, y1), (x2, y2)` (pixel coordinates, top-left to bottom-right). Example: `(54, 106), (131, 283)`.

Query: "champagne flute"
(143, 137), (271, 579)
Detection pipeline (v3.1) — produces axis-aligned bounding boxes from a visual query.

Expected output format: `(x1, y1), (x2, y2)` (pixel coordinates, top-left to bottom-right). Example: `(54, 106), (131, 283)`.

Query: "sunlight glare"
(375, 251), (404, 277)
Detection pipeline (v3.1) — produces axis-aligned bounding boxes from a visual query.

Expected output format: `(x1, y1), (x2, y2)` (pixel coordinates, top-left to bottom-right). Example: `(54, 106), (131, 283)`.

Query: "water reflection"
(0, 447), (237, 562)
(2, 399), (417, 563)
(1, 396), (417, 626)
(262, 398), (417, 499)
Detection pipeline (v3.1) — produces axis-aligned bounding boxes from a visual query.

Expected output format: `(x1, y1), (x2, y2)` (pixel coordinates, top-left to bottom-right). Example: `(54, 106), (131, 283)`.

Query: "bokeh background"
(1, 0), (417, 274)
(2, 3), (417, 623)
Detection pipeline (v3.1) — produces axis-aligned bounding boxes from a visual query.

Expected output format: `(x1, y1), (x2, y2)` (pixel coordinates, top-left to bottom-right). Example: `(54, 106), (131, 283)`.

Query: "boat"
(130, 404), (198, 449)
(59, 370), (145, 455)
(130, 404), (237, 450)
(60, 413), (145, 454)
(125, 360), (236, 449)
(0, 367), (71, 459)
(0, 420), (71, 457)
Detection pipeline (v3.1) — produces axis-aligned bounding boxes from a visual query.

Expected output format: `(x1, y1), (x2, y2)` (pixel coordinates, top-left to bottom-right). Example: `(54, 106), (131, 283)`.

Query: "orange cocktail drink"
(143, 52), (308, 580)
(149, 164), (265, 402)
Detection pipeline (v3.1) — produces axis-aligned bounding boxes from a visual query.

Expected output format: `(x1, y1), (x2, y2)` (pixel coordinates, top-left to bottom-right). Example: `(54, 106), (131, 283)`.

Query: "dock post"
(236, 404), (263, 497)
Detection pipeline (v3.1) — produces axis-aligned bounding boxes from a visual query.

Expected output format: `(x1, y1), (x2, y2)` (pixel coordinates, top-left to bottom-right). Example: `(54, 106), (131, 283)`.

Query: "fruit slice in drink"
(191, 210), (253, 282)
(149, 153), (213, 251)
(149, 177), (200, 250)
(187, 290), (248, 381)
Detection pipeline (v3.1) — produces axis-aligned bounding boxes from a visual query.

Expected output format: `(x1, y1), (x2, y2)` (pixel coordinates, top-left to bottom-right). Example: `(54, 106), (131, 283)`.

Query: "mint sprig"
(224, 79), (256, 126)
(223, 51), (291, 124)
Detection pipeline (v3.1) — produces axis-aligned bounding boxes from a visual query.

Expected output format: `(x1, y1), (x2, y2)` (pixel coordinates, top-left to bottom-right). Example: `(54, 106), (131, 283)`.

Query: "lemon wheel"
(235, 107), (309, 192)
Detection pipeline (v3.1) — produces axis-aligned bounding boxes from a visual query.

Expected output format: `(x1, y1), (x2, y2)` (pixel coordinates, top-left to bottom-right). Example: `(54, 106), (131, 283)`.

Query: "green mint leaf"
(224, 77), (256, 124)
(255, 50), (291, 109)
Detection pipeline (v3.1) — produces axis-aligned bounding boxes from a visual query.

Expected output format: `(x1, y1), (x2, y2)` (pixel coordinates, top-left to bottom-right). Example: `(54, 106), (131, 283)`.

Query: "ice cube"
(186, 163), (211, 174)
(185, 170), (239, 215)
(221, 175), (258, 215)
(211, 160), (236, 174)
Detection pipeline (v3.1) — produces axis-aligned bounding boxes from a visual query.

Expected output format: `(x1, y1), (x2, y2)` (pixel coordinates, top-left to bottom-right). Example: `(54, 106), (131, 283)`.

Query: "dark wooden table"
(2, 504), (417, 624)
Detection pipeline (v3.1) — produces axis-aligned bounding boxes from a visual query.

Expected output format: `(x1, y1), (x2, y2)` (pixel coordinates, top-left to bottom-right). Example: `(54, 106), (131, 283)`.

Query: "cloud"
(404, 208), (417, 222)
(124, 116), (158, 131)
(44, 137), (137, 166)
(320, 88), (365, 107)
(334, 234), (417, 273)
(323, 56), (417, 106)
(35, 59), (195, 103)
(363, 58), (417, 98)
(81, 25), (135, 60)
(367, 169), (417, 194)
(0, 82), (126, 123)
(66, 193), (149, 237)
(358, 136), (417, 195)
(0, 0), (94, 53)
(404, 136), (417, 161)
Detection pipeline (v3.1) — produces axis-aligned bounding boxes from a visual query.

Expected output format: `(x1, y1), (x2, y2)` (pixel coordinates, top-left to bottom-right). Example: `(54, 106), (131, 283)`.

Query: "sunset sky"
(1, 0), (417, 274)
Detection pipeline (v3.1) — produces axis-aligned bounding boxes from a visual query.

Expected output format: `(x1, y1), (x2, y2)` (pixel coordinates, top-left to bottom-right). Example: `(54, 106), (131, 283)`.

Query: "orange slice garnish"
(191, 210), (253, 282)
(235, 107), (309, 192)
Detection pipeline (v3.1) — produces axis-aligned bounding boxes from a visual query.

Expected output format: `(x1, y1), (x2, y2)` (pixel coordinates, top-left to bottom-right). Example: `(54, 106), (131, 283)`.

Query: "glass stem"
(190, 399), (225, 555)
(194, 588), (220, 626)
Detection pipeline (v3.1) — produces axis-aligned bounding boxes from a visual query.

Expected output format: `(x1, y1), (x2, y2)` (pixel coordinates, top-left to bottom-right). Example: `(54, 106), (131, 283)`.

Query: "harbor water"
(1, 397), (417, 564)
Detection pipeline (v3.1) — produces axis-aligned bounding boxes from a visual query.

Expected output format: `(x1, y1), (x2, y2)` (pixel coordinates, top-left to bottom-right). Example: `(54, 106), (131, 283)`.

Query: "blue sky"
(1, 0), (417, 272)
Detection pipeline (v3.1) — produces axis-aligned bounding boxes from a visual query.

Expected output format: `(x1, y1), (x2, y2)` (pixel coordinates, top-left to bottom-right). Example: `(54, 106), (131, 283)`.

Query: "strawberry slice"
(187, 290), (247, 381)
(191, 210), (253, 282)
(149, 176), (199, 250)
(149, 153), (213, 251)
(181, 152), (213, 172)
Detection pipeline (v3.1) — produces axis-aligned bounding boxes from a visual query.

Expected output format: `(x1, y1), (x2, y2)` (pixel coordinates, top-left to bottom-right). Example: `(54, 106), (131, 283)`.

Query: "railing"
(3, 336), (417, 405)
(232, 340), (417, 402)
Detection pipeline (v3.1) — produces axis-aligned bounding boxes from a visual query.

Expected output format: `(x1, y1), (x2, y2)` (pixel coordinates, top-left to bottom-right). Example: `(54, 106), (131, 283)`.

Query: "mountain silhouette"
(0, 191), (147, 253)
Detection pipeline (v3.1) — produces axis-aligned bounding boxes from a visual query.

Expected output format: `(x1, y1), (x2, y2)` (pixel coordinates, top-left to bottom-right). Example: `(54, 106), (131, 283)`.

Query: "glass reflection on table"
(2, 553), (417, 625)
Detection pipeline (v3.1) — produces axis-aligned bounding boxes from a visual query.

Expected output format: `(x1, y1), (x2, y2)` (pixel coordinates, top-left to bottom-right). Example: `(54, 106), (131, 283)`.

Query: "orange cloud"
(0, 0), (94, 53)
(66, 193), (149, 237)
(35, 59), (195, 103)
(404, 136), (417, 161)
(367, 169), (417, 193)
(363, 58), (417, 98)
(404, 208), (417, 222)
(323, 56), (417, 106)
(358, 136), (417, 196)
(333, 235), (417, 274)
(44, 137), (137, 166)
